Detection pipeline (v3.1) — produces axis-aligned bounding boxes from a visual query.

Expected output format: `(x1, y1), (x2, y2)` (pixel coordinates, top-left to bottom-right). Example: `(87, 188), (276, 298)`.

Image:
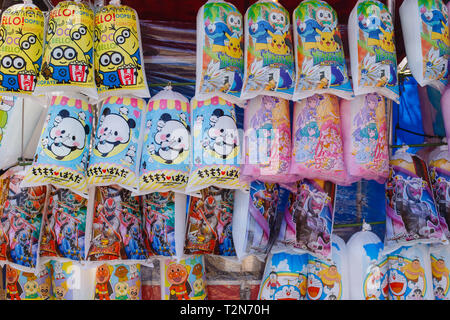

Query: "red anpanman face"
(6, 265), (19, 283)
(96, 264), (110, 283)
(167, 264), (188, 285)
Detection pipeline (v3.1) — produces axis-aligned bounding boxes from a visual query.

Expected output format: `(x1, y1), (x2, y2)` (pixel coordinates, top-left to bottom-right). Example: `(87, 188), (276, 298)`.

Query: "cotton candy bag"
(400, 0), (449, 92)
(430, 243), (450, 300)
(93, 263), (142, 300)
(348, 0), (399, 103)
(139, 87), (191, 195)
(241, 0), (295, 100)
(196, 0), (244, 106)
(340, 93), (389, 183)
(50, 260), (91, 300)
(22, 95), (93, 199)
(0, 1), (44, 97)
(293, 0), (353, 101)
(87, 96), (145, 193)
(5, 263), (52, 300)
(94, 0), (150, 101)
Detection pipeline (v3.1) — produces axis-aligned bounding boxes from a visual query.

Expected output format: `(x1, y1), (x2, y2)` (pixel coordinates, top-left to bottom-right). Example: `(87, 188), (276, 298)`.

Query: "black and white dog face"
(153, 113), (190, 162)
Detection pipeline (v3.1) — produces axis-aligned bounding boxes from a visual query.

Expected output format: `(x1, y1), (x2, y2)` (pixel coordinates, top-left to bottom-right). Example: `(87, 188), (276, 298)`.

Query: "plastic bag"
(385, 148), (448, 253)
(241, 0), (295, 100)
(400, 0), (449, 92)
(348, 0), (399, 102)
(196, 0), (244, 106)
(340, 93), (389, 183)
(290, 94), (347, 185)
(386, 244), (434, 300)
(94, 0), (150, 101)
(161, 255), (207, 300)
(257, 252), (309, 300)
(34, 0), (97, 100)
(184, 186), (236, 256)
(430, 243), (450, 300)
(292, 0), (353, 101)
(0, 1), (45, 97)
(5, 262), (52, 300)
(242, 96), (295, 183)
(93, 263), (142, 300)
(442, 86), (450, 150)
(186, 96), (245, 195)
(87, 96), (145, 193)
(346, 221), (389, 300)
(50, 260), (92, 300)
(139, 87), (191, 195)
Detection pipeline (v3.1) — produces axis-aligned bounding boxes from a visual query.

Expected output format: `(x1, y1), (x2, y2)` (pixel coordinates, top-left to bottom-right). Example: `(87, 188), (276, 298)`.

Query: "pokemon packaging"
(242, 96), (294, 183)
(430, 243), (450, 300)
(258, 252), (309, 300)
(22, 95), (93, 199)
(5, 262), (52, 300)
(290, 94), (347, 185)
(340, 93), (389, 184)
(346, 222), (389, 300)
(241, 0), (295, 101)
(35, 1), (97, 99)
(184, 186), (235, 256)
(387, 244), (434, 300)
(385, 148), (448, 252)
(94, 1), (150, 101)
(292, 0), (353, 101)
(275, 179), (336, 262)
(400, 0), (449, 92)
(86, 186), (149, 264)
(0, 1), (45, 97)
(39, 187), (87, 263)
(87, 96), (145, 193)
(186, 96), (245, 195)
(348, 0), (399, 103)
(196, 0), (244, 106)
(93, 263), (142, 300)
(139, 87), (191, 195)
(0, 166), (47, 273)
(161, 255), (207, 300)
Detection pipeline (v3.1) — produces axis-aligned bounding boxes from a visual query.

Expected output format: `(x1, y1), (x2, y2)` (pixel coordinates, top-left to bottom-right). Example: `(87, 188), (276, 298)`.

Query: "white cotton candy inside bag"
(331, 234), (349, 300)
(232, 189), (251, 261)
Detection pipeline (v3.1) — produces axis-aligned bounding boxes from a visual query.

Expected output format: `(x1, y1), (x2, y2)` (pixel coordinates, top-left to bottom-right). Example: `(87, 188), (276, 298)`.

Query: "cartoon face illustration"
(316, 29), (339, 52)
(205, 108), (239, 159)
(114, 281), (129, 299)
(19, 33), (43, 69)
(380, 29), (395, 53)
(113, 27), (140, 63)
(49, 45), (78, 66)
(226, 12), (242, 34)
(224, 34), (242, 58)
(54, 285), (67, 300)
(389, 269), (407, 297)
(70, 24), (93, 62)
(405, 178), (424, 202)
(315, 7), (335, 29)
(267, 31), (289, 55)
(274, 285), (301, 300)
(24, 279), (39, 297)
(166, 263), (189, 285)
(307, 274), (324, 300)
(39, 282), (51, 299)
(0, 55), (26, 91)
(99, 51), (125, 73)
(96, 264), (111, 284)
(193, 278), (205, 296)
(128, 285), (139, 299)
(265, 8), (287, 32)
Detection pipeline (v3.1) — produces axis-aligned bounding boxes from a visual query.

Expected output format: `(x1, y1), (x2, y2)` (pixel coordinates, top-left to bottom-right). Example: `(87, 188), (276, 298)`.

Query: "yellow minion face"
(114, 281), (129, 298)
(20, 33), (43, 64)
(24, 280), (39, 297)
(98, 51), (125, 73)
(0, 54), (26, 75)
(49, 45), (78, 66)
(113, 27), (139, 56)
(70, 24), (93, 53)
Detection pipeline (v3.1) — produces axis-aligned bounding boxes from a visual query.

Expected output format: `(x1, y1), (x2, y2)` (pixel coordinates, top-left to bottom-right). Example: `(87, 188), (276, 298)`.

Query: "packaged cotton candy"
(161, 255), (207, 300)
(348, 0), (399, 102)
(196, 0), (244, 106)
(0, 167), (47, 272)
(139, 87), (191, 194)
(184, 186), (235, 256)
(186, 96), (245, 195)
(142, 191), (187, 258)
(400, 0), (449, 92)
(387, 244), (434, 300)
(340, 93), (389, 183)
(385, 148), (448, 252)
(428, 145), (450, 239)
(276, 179), (336, 262)
(94, 0), (150, 101)
(258, 252), (309, 300)
(93, 263), (142, 300)
(50, 260), (91, 300)
(86, 186), (148, 263)
(430, 244), (450, 300)
(242, 96), (294, 183)
(5, 262), (52, 300)
(347, 222), (389, 300)
(87, 96), (145, 193)
(241, 0), (295, 100)
(35, 1), (97, 99)
(0, 1), (44, 97)
(292, 0), (353, 101)
(290, 94), (347, 185)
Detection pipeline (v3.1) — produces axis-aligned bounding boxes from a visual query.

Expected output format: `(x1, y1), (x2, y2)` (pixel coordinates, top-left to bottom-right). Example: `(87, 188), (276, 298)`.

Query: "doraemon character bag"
(93, 263), (142, 300)
(34, 0), (97, 100)
(400, 0), (449, 92)
(430, 243), (450, 300)
(290, 94), (347, 185)
(340, 93), (389, 184)
(22, 95), (93, 199)
(161, 255), (207, 300)
(0, 1), (45, 97)
(258, 252), (309, 300)
(293, 0), (353, 101)
(94, 0), (150, 101)
(241, 0), (295, 101)
(139, 87), (191, 195)
(348, 0), (399, 103)
(196, 0), (244, 106)
(5, 262), (52, 300)
(186, 96), (245, 195)
(87, 96), (145, 193)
